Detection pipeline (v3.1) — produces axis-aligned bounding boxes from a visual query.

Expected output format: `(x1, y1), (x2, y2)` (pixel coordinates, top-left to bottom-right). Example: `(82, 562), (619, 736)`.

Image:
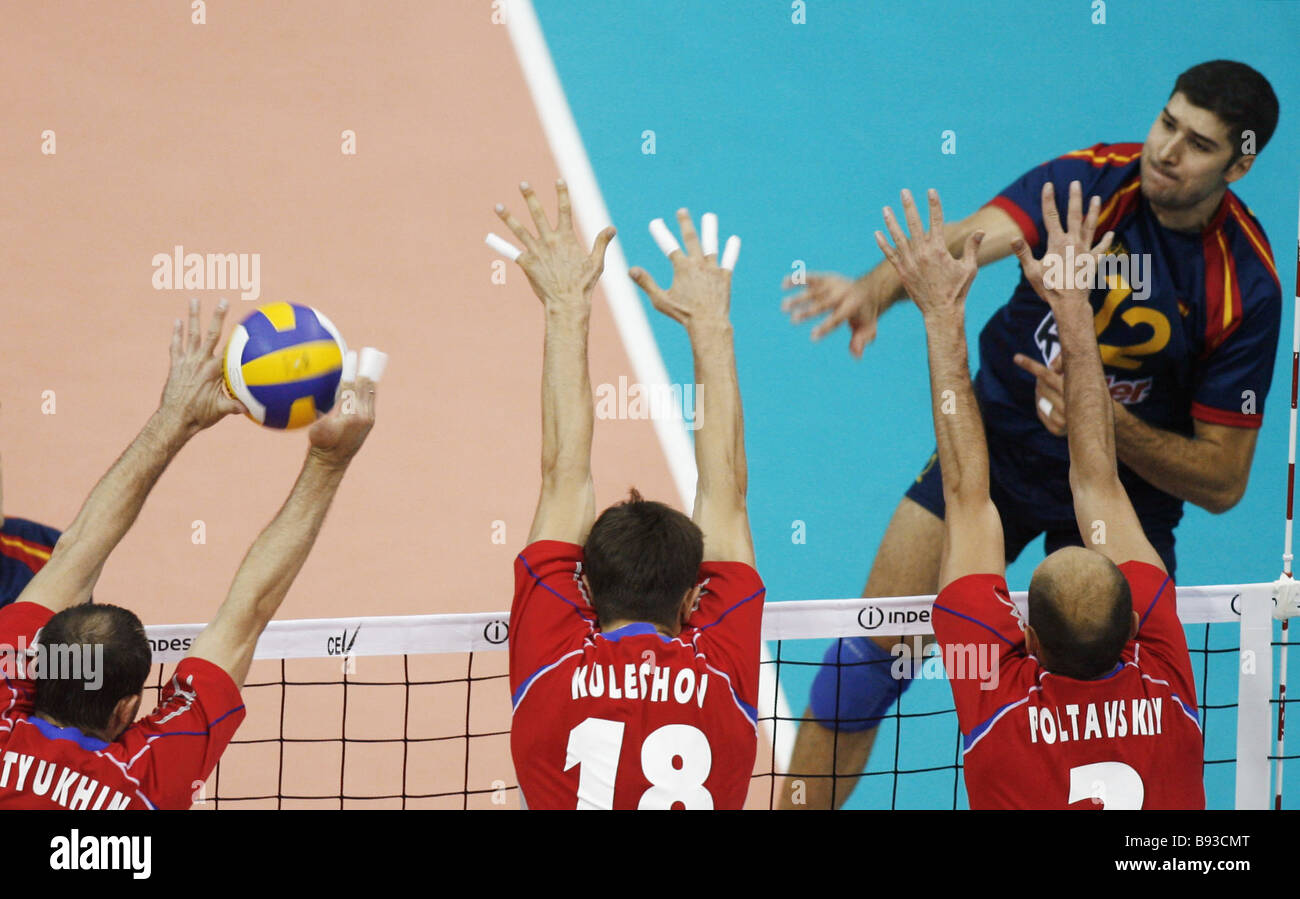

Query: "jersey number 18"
(565, 718), (714, 810)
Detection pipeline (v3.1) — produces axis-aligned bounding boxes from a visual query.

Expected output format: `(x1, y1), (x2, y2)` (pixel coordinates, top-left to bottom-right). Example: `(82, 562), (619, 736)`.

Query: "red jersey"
(933, 561), (1204, 809)
(0, 602), (245, 809)
(510, 540), (765, 809)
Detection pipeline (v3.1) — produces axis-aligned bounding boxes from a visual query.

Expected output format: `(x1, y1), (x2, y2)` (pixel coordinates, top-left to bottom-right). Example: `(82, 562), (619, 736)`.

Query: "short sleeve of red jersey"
(685, 561), (765, 717)
(511, 540), (597, 705)
(0, 602), (54, 720)
(113, 657), (245, 809)
(985, 143), (1142, 252)
(932, 574), (1026, 733)
(1121, 561), (1197, 710)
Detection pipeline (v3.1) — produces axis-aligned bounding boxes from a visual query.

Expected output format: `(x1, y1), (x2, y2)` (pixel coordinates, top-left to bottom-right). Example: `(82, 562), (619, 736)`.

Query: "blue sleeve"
(1191, 272), (1281, 429)
(987, 143), (1141, 252)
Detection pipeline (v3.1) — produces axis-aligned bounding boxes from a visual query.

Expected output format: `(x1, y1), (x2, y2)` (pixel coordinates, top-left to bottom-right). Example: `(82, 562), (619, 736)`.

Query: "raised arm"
(875, 190), (1003, 589)
(783, 202), (1021, 357)
(630, 210), (754, 567)
(1010, 181), (1165, 571)
(18, 299), (243, 614)
(187, 373), (376, 687)
(497, 181), (615, 546)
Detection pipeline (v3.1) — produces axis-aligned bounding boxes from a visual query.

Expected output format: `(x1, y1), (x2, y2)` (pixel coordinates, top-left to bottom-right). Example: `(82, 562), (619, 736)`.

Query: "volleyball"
(222, 302), (348, 429)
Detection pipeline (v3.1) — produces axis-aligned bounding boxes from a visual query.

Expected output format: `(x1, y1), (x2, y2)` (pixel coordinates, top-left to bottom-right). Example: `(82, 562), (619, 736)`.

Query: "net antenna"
(1272, 193), (1300, 809)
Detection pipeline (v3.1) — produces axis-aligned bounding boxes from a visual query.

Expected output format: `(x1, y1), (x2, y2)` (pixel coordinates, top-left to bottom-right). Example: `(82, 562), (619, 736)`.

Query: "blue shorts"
(904, 437), (1178, 576)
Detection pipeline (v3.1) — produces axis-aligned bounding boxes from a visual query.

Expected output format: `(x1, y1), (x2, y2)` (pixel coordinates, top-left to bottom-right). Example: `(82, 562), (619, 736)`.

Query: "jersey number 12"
(565, 717), (714, 809)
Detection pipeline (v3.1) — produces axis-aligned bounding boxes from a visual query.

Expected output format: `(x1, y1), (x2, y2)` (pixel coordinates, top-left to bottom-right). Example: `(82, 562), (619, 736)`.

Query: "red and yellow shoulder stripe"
(1224, 192), (1280, 289)
(1200, 192), (1279, 358)
(1061, 142), (1143, 167)
(0, 532), (54, 572)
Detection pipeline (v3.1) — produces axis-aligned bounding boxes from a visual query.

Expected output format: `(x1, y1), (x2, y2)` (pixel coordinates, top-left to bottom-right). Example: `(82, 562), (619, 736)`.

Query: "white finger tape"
(701, 213), (718, 257)
(485, 232), (522, 262)
(720, 235), (741, 272)
(649, 218), (682, 257)
(1038, 397), (1054, 419)
(341, 350), (358, 384)
(358, 347), (389, 384)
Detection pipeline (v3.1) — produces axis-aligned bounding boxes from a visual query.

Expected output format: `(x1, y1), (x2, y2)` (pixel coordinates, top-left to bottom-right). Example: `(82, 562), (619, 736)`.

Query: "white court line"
(503, 0), (796, 775)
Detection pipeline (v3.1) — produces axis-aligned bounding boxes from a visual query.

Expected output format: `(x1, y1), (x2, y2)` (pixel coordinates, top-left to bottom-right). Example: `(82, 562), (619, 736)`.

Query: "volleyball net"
(143, 581), (1289, 809)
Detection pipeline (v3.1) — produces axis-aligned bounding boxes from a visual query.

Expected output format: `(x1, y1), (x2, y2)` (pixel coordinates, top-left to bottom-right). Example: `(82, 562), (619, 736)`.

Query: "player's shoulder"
(1058, 141), (1144, 168)
(1118, 559), (1174, 609)
(1118, 559), (1172, 589)
(0, 600), (54, 636)
(516, 540), (583, 577)
(0, 518), (60, 570)
(697, 559), (765, 601)
(935, 571), (1012, 608)
(1217, 191), (1282, 297)
(1047, 142), (1143, 200)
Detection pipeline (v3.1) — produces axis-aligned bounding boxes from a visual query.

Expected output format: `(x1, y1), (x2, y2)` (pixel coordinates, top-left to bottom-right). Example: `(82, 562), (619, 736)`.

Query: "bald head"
(1027, 547), (1135, 679)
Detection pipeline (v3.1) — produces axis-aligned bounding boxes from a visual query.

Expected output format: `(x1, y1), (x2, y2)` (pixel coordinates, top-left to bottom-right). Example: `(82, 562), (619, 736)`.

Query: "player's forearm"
(539, 303), (594, 484)
(923, 308), (989, 505)
(33, 411), (189, 610)
(687, 315), (747, 503)
(1054, 302), (1122, 492)
(1112, 409), (1244, 513)
(221, 453), (346, 629)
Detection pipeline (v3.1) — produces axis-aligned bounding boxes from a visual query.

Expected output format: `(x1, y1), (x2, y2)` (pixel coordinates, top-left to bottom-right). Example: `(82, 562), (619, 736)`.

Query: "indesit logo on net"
(857, 605), (929, 631)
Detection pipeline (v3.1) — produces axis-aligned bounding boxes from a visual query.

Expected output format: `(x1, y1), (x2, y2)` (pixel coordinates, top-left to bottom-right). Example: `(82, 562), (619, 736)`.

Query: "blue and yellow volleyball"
(222, 302), (348, 429)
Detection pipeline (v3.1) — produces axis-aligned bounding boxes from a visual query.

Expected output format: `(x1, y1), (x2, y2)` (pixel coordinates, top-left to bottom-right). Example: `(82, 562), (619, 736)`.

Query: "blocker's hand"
(629, 208), (732, 327)
(1009, 180), (1114, 312)
(308, 376), (376, 468)
(874, 189), (982, 318)
(158, 297), (246, 437)
(496, 179), (616, 307)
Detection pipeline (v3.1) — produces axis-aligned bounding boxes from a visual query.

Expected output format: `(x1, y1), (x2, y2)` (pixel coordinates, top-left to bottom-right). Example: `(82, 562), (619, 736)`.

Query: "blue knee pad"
(809, 637), (909, 732)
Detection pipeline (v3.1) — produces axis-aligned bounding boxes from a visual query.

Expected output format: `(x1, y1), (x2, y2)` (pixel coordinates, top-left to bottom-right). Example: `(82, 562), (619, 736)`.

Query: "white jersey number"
(1068, 761), (1145, 809)
(564, 718), (713, 809)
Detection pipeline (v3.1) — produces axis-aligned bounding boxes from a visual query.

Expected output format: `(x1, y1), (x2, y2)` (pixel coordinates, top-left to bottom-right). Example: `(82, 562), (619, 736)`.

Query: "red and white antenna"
(1273, 191), (1300, 809)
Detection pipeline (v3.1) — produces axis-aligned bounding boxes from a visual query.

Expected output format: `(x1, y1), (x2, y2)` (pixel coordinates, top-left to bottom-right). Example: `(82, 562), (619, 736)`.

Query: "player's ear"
(1129, 610), (1140, 642)
(679, 585), (703, 626)
(1223, 150), (1255, 184)
(1024, 625), (1040, 658)
(109, 693), (142, 741)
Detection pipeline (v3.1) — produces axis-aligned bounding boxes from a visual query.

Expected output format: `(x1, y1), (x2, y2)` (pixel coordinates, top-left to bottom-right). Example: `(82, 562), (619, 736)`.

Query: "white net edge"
(143, 583), (1272, 664)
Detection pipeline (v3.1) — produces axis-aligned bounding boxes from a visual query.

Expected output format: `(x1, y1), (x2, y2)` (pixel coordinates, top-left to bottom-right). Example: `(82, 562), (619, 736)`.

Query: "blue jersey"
(977, 142), (1282, 527)
(0, 517), (61, 609)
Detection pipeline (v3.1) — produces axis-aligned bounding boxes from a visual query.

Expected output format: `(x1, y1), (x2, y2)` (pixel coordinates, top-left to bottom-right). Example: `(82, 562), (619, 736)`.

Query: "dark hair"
(1028, 565), (1132, 680)
(32, 604), (151, 735)
(1172, 60), (1279, 160)
(582, 489), (703, 630)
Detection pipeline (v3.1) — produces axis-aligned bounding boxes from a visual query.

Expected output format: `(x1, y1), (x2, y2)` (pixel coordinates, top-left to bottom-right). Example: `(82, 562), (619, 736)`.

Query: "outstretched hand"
(874, 189), (983, 318)
(496, 179), (616, 306)
(158, 297), (246, 437)
(1009, 180), (1114, 311)
(781, 272), (880, 356)
(629, 208), (732, 328)
(308, 375), (376, 468)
